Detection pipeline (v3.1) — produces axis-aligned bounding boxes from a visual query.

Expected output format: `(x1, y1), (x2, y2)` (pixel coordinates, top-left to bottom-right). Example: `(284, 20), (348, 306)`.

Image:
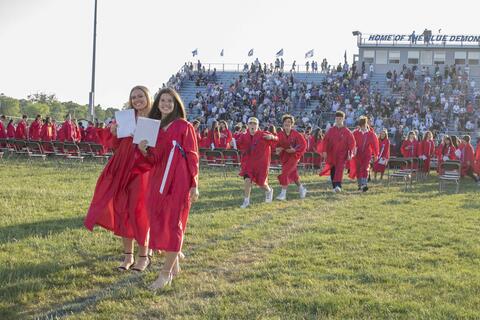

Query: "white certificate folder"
(114, 109), (136, 138)
(133, 117), (160, 147)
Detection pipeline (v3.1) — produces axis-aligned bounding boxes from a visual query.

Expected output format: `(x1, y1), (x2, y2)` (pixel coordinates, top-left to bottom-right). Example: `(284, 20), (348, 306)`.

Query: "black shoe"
(362, 185), (369, 192)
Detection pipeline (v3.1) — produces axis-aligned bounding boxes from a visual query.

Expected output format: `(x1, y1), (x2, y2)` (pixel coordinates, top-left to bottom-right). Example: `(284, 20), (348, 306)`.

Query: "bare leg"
(118, 237), (134, 270)
(244, 178), (252, 198)
(150, 251), (180, 289)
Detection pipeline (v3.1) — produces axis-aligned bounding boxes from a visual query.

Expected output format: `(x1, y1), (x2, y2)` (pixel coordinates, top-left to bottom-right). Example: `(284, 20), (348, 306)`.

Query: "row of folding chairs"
(0, 138), (111, 163)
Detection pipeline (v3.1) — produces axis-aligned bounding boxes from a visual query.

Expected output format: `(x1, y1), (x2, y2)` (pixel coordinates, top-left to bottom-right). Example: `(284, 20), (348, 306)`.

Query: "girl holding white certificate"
(136, 88), (199, 290)
(84, 86), (153, 272)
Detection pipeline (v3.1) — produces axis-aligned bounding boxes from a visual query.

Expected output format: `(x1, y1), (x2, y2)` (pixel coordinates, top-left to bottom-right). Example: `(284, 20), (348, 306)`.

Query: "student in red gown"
(84, 121), (97, 142)
(84, 85), (153, 272)
(231, 123), (243, 150)
(0, 115), (6, 140)
(218, 120), (232, 149)
(236, 117), (277, 208)
(436, 135), (457, 173)
(191, 120), (202, 148)
(28, 114), (42, 141)
(6, 120), (15, 138)
(349, 116), (379, 192)
(199, 128), (210, 149)
(320, 111), (356, 193)
(401, 131), (419, 158)
(275, 114), (307, 200)
(418, 131), (435, 174)
(372, 129), (390, 181)
(136, 87), (199, 290)
(207, 121), (221, 149)
(61, 114), (76, 142)
(458, 135), (479, 183)
(309, 128), (324, 169)
(73, 119), (82, 142)
(51, 119), (57, 141)
(15, 115), (28, 140)
(40, 117), (54, 141)
(475, 138), (480, 175)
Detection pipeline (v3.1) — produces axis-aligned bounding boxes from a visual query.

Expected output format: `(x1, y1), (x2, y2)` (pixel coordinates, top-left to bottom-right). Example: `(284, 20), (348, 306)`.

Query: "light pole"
(89, 0), (98, 121)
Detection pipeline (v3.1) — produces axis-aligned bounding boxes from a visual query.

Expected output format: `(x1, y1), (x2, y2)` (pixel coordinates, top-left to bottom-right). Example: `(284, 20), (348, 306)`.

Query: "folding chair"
(222, 149), (241, 169)
(438, 160), (461, 193)
(387, 158), (411, 191)
(63, 143), (84, 162)
(26, 141), (47, 161)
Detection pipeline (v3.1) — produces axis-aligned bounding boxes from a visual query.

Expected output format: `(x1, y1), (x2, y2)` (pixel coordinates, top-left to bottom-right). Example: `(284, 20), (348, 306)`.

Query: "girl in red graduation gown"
(320, 111), (356, 192)
(401, 131), (419, 158)
(458, 135), (479, 182)
(15, 115), (28, 140)
(275, 114), (307, 200)
(436, 135), (457, 173)
(349, 117), (379, 192)
(418, 131), (435, 174)
(199, 128), (210, 148)
(84, 86), (153, 272)
(40, 117), (54, 141)
(475, 138), (480, 175)
(136, 88), (199, 290)
(218, 120), (232, 149)
(7, 120), (16, 138)
(61, 114), (76, 142)
(373, 129), (390, 181)
(0, 116), (6, 139)
(207, 121), (221, 149)
(29, 115), (42, 141)
(236, 117), (278, 208)
(309, 128), (324, 168)
(84, 121), (97, 142)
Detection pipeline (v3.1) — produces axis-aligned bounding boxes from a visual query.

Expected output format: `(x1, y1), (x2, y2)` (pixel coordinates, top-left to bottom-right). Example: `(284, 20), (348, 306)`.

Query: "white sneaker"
(299, 185), (307, 199)
(334, 186), (342, 193)
(265, 188), (273, 203)
(240, 198), (250, 208)
(276, 191), (287, 201)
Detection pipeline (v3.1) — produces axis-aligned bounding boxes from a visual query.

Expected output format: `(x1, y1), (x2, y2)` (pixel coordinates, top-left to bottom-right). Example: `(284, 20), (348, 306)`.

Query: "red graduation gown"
(349, 129), (379, 179)
(458, 142), (475, 176)
(475, 144), (480, 175)
(436, 144), (457, 173)
(0, 122), (6, 139)
(218, 129), (232, 149)
(373, 138), (390, 173)
(320, 126), (356, 183)
(7, 123), (16, 138)
(29, 120), (42, 140)
(401, 140), (419, 158)
(418, 139), (435, 172)
(237, 130), (277, 187)
(62, 121), (76, 142)
(84, 132), (151, 246)
(134, 119), (199, 252)
(15, 120), (27, 139)
(40, 123), (54, 141)
(276, 129), (306, 186)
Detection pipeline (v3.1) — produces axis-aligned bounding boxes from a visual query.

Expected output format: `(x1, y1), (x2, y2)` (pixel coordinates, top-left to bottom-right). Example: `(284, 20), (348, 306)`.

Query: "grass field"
(0, 158), (479, 319)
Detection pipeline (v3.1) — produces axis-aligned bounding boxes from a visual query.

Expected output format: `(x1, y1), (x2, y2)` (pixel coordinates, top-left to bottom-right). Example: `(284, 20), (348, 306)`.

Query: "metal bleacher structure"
(177, 62), (479, 140)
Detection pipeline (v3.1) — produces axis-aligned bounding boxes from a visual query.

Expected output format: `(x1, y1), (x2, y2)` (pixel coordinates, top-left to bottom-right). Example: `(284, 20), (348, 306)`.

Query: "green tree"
(0, 95), (21, 116)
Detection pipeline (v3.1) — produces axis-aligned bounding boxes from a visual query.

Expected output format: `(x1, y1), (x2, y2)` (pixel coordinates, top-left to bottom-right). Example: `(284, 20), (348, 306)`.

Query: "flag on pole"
(220, 49), (224, 57)
(248, 48), (254, 56)
(305, 49), (314, 59)
(192, 49), (198, 57)
(276, 49), (284, 57)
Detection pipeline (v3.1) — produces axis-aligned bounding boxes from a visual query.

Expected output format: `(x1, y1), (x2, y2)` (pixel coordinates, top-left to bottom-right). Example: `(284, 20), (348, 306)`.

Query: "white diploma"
(114, 109), (136, 138)
(133, 117), (160, 147)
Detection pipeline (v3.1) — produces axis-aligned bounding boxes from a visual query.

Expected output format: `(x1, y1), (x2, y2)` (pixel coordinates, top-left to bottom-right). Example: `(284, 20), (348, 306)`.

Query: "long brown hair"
(149, 88), (186, 128)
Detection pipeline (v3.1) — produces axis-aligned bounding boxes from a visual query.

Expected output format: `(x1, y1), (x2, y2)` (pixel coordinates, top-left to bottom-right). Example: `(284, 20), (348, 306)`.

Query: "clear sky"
(0, 0), (477, 109)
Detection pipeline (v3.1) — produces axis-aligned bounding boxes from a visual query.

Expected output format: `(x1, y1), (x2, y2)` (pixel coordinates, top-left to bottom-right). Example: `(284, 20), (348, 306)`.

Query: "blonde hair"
(128, 85), (152, 111)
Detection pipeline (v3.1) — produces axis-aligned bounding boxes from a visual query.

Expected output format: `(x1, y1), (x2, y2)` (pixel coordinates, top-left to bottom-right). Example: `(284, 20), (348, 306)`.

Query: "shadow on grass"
(0, 216), (83, 245)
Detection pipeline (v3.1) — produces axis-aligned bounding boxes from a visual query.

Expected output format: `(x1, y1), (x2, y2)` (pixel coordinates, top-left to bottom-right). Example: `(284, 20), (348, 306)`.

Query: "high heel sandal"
(117, 252), (135, 271)
(172, 256), (181, 278)
(149, 270), (173, 290)
(131, 255), (151, 272)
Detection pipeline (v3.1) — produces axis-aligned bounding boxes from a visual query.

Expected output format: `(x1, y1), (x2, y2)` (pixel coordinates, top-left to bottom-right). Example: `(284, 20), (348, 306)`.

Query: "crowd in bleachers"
(167, 58), (479, 150)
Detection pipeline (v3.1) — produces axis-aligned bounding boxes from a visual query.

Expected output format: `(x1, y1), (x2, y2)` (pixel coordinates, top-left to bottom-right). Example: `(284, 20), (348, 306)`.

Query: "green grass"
(0, 158), (479, 319)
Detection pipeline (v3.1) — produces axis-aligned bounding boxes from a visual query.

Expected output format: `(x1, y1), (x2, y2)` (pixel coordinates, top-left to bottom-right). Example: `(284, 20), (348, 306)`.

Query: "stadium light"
(352, 31), (361, 36)
(89, 0), (98, 121)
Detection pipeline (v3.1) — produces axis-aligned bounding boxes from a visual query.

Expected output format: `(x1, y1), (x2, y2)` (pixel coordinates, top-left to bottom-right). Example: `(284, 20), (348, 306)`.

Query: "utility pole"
(89, 0), (98, 121)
